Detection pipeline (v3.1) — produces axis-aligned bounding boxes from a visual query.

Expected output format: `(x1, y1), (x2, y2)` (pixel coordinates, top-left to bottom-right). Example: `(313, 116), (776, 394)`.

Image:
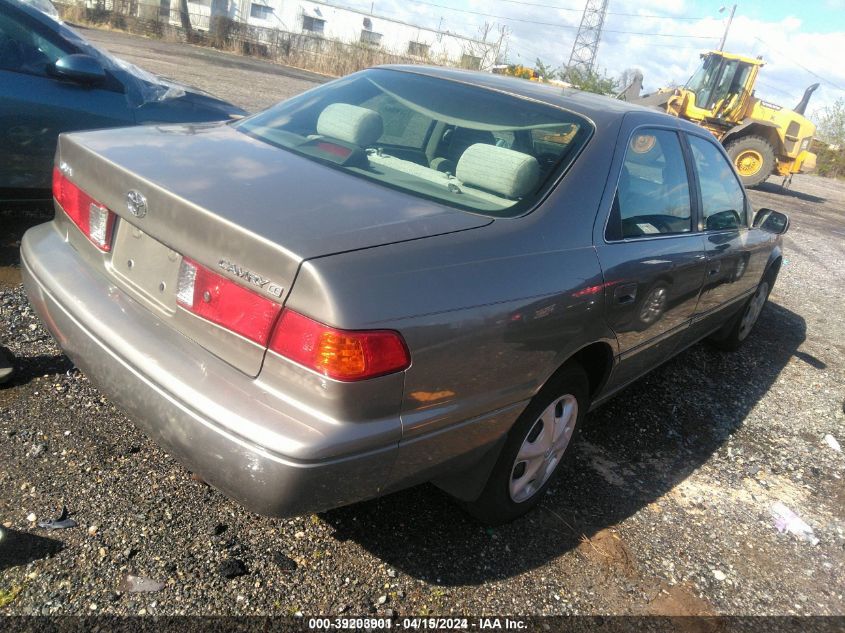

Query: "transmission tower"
(565, 0), (609, 79)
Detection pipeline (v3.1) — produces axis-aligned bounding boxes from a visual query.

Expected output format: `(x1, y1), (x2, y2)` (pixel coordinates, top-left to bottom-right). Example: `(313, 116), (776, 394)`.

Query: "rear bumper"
(21, 221), (397, 517)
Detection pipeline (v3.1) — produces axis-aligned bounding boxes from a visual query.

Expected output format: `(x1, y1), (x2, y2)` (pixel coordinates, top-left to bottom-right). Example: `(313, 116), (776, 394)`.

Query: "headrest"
(316, 103), (383, 147)
(456, 143), (540, 199)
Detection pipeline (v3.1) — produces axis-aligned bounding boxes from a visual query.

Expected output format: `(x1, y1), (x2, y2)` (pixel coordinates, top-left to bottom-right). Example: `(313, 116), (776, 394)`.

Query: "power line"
(754, 36), (845, 92)
(756, 79), (800, 101)
(387, 0), (720, 39)
(482, 0), (710, 20)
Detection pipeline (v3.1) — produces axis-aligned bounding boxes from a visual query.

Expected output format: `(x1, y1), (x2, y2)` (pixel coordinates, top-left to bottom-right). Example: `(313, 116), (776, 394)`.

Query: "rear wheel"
(725, 135), (776, 188)
(462, 363), (589, 525)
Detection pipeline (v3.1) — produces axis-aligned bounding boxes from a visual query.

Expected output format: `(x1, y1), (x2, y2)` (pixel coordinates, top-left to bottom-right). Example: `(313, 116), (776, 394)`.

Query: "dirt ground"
(80, 25), (328, 112)
(1, 27), (844, 619)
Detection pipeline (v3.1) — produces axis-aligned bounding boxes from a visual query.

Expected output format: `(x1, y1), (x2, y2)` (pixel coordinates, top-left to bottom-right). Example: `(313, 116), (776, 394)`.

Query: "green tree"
(564, 67), (619, 95)
(813, 99), (845, 179)
(815, 98), (845, 145)
(534, 58), (558, 81)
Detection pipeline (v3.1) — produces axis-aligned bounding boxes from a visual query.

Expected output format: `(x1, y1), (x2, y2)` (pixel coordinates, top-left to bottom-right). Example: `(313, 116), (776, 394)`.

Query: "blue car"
(0, 0), (246, 200)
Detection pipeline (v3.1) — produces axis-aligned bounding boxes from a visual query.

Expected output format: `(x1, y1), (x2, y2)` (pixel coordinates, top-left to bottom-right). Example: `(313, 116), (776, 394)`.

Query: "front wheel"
(462, 363), (589, 525)
(725, 135), (776, 188)
(710, 278), (771, 351)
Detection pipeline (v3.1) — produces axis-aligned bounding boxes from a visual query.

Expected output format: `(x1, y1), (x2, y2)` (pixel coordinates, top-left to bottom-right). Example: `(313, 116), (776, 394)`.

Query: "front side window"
(686, 54), (722, 110)
(688, 135), (747, 230)
(606, 129), (692, 240)
(235, 68), (593, 217)
(0, 8), (69, 76)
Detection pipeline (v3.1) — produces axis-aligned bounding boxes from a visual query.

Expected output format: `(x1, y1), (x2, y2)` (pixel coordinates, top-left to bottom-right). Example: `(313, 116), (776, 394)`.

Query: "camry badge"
(126, 190), (148, 218)
(218, 258), (284, 298)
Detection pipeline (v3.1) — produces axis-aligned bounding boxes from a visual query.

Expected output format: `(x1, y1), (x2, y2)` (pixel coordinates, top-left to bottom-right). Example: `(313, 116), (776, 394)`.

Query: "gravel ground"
(77, 25), (327, 112)
(1, 28), (845, 618)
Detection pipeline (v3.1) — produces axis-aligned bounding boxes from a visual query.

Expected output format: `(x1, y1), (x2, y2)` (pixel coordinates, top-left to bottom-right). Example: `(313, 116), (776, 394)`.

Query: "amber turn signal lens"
(269, 309), (410, 381)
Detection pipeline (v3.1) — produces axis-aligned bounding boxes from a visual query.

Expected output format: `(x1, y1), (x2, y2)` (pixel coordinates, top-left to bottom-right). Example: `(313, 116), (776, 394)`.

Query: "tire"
(709, 276), (772, 351)
(462, 363), (589, 525)
(725, 135), (776, 188)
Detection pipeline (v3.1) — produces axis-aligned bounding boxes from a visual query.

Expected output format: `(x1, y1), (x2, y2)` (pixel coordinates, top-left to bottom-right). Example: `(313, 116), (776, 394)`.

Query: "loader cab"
(682, 52), (762, 122)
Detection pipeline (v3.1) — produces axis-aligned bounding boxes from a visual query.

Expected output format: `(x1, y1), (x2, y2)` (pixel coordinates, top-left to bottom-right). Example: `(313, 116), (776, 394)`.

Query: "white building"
(168, 0), (500, 68)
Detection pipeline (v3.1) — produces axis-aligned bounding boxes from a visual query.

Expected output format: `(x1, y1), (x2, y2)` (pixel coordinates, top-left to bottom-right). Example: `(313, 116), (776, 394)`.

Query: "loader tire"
(725, 135), (776, 188)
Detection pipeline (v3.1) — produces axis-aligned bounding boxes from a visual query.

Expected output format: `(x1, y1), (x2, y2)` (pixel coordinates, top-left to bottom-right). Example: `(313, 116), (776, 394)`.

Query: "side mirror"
(705, 209), (742, 231)
(52, 54), (106, 85)
(753, 208), (790, 235)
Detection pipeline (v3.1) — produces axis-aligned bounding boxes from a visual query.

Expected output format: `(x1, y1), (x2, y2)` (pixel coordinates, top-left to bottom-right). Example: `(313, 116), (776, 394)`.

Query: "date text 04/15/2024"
(307, 617), (528, 630)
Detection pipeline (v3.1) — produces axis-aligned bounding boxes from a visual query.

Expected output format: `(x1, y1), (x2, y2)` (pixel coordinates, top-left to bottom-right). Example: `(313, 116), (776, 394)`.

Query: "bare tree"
(461, 21), (507, 70)
(618, 67), (643, 90)
(178, 0), (193, 35)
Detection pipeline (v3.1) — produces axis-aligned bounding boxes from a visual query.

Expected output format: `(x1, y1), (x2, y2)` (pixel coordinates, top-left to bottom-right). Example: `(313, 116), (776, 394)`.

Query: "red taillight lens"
(176, 258), (281, 346)
(53, 167), (116, 252)
(269, 310), (410, 381)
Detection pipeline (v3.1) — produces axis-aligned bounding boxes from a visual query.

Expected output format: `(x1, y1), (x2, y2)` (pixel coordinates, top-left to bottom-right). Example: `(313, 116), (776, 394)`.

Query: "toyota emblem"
(126, 190), (148, 218)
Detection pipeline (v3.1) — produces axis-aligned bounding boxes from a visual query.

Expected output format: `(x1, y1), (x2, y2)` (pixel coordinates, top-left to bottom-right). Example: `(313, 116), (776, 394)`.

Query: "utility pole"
(565, 0), (609, 80)
(718, 4), (737, 51)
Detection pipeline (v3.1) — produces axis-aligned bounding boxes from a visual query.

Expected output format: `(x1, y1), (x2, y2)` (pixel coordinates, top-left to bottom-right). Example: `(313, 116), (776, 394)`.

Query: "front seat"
(431, 127), (496, 174)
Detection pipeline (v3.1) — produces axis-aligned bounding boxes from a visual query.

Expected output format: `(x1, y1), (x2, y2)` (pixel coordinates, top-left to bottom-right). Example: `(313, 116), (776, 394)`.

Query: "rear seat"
(313, 103), (540, 207)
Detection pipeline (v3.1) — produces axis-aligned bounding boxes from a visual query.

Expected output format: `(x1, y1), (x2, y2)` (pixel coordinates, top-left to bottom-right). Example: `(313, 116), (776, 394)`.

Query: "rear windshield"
(235, 68), (593, 217)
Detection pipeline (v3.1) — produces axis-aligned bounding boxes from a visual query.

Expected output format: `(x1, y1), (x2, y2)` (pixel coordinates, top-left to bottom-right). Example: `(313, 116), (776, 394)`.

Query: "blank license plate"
(111, 220), (182, 313)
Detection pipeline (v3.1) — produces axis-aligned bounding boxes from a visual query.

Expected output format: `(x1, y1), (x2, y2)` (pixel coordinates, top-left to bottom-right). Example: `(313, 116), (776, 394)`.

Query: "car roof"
(379, 64), (694, 129)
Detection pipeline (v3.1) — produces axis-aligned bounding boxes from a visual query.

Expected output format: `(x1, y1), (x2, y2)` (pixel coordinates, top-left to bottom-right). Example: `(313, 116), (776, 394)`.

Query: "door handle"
(708, 261), (722, 276)
(613, 282), (638, 304)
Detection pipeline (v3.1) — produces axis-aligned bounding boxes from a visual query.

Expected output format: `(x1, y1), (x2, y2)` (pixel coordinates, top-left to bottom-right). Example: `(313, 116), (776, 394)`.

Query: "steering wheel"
(535, 152), (559, 172)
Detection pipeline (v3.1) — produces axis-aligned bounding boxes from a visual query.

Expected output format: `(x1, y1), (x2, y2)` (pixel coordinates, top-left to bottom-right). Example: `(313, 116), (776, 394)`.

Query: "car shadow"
(320, 300), (805, 585)
(753, 181), (825, 204)
(0, 353), (75, 389)
(0, 527), (64, 571)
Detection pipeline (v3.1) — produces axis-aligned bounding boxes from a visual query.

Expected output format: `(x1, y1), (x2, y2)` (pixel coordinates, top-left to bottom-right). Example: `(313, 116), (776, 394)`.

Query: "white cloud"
(343, 0), (844, 114)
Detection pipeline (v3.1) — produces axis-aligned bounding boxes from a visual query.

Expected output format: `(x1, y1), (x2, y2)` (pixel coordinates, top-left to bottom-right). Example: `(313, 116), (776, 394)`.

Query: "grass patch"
(0, 585), (23, 609)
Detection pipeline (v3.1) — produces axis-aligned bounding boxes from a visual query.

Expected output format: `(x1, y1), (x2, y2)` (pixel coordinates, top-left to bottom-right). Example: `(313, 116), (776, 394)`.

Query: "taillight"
(269, 309), (410, 381)
(53, 167), (116, 252)
(176, 258), (281, 345)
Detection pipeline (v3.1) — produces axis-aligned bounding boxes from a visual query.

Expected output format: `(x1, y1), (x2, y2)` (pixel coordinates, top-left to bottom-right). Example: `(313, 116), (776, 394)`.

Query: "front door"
(684, 133), (772, 337)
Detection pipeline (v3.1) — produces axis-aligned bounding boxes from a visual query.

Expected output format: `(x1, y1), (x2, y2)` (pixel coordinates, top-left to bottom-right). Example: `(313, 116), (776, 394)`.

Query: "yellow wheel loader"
(632, 51), (818, 188)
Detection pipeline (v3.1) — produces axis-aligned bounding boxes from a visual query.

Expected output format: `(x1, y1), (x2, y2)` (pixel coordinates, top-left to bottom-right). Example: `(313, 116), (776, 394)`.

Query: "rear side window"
(606, 129), (692, 240)
(688, 135), (747, 230)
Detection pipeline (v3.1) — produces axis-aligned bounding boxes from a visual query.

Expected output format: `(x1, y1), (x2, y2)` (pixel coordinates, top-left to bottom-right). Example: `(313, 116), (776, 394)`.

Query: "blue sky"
(338, 0), (845, 115)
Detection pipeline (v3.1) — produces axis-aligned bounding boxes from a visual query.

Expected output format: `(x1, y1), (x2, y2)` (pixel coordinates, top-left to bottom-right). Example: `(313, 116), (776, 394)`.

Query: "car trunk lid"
(55, 123), (491, 375)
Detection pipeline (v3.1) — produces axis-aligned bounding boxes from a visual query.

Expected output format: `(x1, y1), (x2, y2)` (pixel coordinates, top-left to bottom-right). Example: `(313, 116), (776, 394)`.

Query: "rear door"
(0, 1), (132, 189)
(595, 124), (707, 392)
(684, 133), (771, 334)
